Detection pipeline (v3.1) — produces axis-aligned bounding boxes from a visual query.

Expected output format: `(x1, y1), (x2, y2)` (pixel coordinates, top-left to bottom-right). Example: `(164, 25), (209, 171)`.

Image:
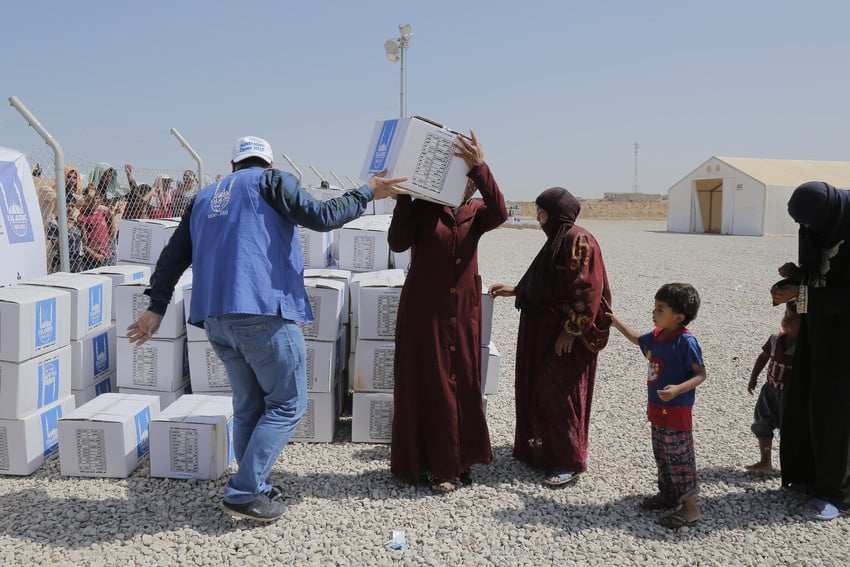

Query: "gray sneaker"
(221, 493), (285, 522)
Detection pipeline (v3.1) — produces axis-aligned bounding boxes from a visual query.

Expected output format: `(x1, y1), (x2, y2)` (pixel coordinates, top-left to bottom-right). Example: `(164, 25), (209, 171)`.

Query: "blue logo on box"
(88, 284), (104, 328)
(37, 358), (60, 407)
(95, 376), (112, 396)
(0, 160), (34, 244)
(35, 298), (57, 348)
(40, 404), (62, 457)
(132, 271), (144, 280)
(369, 119), (398, 173)
(92, 331), (110, 377)
(134, 407), (151, 459)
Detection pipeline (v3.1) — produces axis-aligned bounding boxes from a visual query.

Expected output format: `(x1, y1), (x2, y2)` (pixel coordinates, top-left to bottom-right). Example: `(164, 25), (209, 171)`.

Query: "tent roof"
(715, 156), (850, 188)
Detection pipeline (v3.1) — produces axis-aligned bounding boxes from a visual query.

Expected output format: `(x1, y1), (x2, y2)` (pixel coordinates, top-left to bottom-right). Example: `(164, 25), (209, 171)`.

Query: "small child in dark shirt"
(745, 301), (800, 473)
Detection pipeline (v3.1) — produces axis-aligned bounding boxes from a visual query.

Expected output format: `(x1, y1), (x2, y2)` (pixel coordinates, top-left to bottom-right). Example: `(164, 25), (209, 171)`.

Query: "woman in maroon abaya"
(388, 131), (507, 493)
(490, 187), (611, 487)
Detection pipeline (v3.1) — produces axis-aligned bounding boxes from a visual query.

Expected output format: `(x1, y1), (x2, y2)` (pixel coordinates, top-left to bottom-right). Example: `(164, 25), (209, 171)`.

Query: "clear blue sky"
(3, 1), (849, 200)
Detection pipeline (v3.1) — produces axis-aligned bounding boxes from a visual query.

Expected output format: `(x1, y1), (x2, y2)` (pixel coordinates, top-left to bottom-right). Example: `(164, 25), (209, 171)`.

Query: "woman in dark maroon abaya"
(771, 181), (850, 520)
(490, 188), (611, 487)
(388, 131), (507, 493)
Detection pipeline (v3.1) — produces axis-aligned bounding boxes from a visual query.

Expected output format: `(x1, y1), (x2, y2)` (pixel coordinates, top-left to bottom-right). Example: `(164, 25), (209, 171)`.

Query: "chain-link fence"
(24, 147), (360, 274)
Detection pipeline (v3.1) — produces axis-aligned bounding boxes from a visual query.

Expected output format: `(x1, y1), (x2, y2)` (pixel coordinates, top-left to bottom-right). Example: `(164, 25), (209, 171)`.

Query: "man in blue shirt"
(127, 136), (407, 522)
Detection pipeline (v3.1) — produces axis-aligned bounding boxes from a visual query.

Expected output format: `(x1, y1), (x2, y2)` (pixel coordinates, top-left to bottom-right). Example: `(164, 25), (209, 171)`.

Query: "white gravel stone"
(0, 221), (848, 565)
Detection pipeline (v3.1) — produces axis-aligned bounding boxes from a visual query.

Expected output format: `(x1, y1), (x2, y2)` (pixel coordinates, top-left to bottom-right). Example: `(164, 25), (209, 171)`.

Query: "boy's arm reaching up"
(609, 313), (641, 346)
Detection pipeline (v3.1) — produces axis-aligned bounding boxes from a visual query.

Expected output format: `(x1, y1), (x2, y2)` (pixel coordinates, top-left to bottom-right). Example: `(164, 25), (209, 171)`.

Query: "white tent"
(667, 156), (850, 236)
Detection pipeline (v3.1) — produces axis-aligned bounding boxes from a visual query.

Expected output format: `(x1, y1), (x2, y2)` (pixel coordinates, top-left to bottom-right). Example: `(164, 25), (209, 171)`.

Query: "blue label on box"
(35, 298), (57, 348)
(92, 331), (110, 377)
(134, 407), (151, 459)
(368, 119), (398, 172)
(132, 271), (144, 280)
(41, 404), (62, 456)
(88, 283), (104, 328)
(0, 160), (35, 244)
(37, 357), (60, 407)
(94, 376), (112, 396)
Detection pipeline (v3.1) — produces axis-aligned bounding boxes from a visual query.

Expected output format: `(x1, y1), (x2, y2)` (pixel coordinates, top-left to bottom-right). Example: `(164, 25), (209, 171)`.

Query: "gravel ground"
(1, 220), (848, 566)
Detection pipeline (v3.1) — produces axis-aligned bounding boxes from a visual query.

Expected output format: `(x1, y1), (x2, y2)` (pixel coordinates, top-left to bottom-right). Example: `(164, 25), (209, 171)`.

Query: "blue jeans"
(205, 314), (307, 504)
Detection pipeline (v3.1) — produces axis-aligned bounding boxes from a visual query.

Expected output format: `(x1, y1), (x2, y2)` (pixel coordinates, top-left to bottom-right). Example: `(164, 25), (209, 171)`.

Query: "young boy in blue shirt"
(607, 283), (706, 529)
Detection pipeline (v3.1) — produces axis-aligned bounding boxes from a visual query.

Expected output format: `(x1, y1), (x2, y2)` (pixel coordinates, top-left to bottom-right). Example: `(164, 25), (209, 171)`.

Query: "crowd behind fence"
(23, 147), (346, 275)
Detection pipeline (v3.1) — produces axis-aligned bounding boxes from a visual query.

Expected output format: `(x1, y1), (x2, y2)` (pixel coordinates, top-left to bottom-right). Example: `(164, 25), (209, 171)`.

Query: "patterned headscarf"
(515, 187), (582, 311)
(787, 181), (850, 279)
(64, 164), (82, 194)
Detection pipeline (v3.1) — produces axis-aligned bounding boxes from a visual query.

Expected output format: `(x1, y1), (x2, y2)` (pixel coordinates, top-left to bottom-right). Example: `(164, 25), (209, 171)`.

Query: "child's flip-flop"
(543, 471), (581, 487)
(807, 498), (840, 520)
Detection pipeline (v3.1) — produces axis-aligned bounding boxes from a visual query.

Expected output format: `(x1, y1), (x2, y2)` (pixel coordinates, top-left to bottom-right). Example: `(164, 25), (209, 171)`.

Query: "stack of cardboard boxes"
(0, 286), (75, 475)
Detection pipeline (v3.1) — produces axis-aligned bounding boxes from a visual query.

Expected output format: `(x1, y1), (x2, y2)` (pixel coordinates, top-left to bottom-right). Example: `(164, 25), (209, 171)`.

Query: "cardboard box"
(304, 268), (352, 325)
(82, 265), (151, 321)
(353, 340), (395, 392)
(116, 218), (180, 265)
(116, 336), (188, 392)
(182, 285), (207, 342)
(481, 342), (501, 395)
(149, 394), (234, 479)
(391, 249), (411, 273)
(73, 372), (116, 407)
(481, 283), (494, 347)
(23, 273), (112, 340)
(351, 392), (394, 443)
(0, 286), (71, 363)
(119, 383), (190, 410)
(187, 341), (231, 393)
(0, 396), (75, 475)
(349, 269), (404, 330)
(297, 279), (345, 342)
(304, 338), (341, 393)
(336, 215), (392, 273)
(0, 345), (72, 418)
(114, 272), (191, 340)
(291, 390), (339, 443)
(357, 274), (404, 340)
(360, 116), (470, 207)
(58, 393), (160, 477)
(70, 324), (116, 390)
(299, 228), (333, 269)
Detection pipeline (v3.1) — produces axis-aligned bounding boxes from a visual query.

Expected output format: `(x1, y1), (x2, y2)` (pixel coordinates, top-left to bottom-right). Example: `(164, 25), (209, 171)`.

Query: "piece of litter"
(383, 529), (409, 550)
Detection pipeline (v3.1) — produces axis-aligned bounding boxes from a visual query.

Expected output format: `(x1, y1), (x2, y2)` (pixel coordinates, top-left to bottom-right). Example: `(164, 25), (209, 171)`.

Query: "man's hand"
(778, 262), (800, 279)
(126, 311), (164, 346)
(367, 170), (409, 200)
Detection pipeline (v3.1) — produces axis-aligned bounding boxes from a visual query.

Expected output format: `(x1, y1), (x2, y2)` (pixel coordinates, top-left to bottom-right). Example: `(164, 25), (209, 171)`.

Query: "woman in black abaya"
(771, 181), (850, 520)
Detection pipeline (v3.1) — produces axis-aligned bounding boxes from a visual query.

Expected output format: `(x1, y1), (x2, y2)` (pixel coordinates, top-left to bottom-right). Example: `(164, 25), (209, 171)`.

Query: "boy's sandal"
(658, 512), (700, 529)
(543, 471), (581, 487)
(639, 493), (677, 511)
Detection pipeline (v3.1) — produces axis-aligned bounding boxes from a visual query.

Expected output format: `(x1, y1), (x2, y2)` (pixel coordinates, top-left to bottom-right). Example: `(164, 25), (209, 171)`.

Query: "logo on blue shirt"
(210, 177), (234, 215)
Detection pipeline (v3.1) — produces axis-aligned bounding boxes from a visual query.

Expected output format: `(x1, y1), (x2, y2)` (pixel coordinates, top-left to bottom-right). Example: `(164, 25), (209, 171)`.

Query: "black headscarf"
(514, 187), (581, 311)
(787, 181), (850, 278)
